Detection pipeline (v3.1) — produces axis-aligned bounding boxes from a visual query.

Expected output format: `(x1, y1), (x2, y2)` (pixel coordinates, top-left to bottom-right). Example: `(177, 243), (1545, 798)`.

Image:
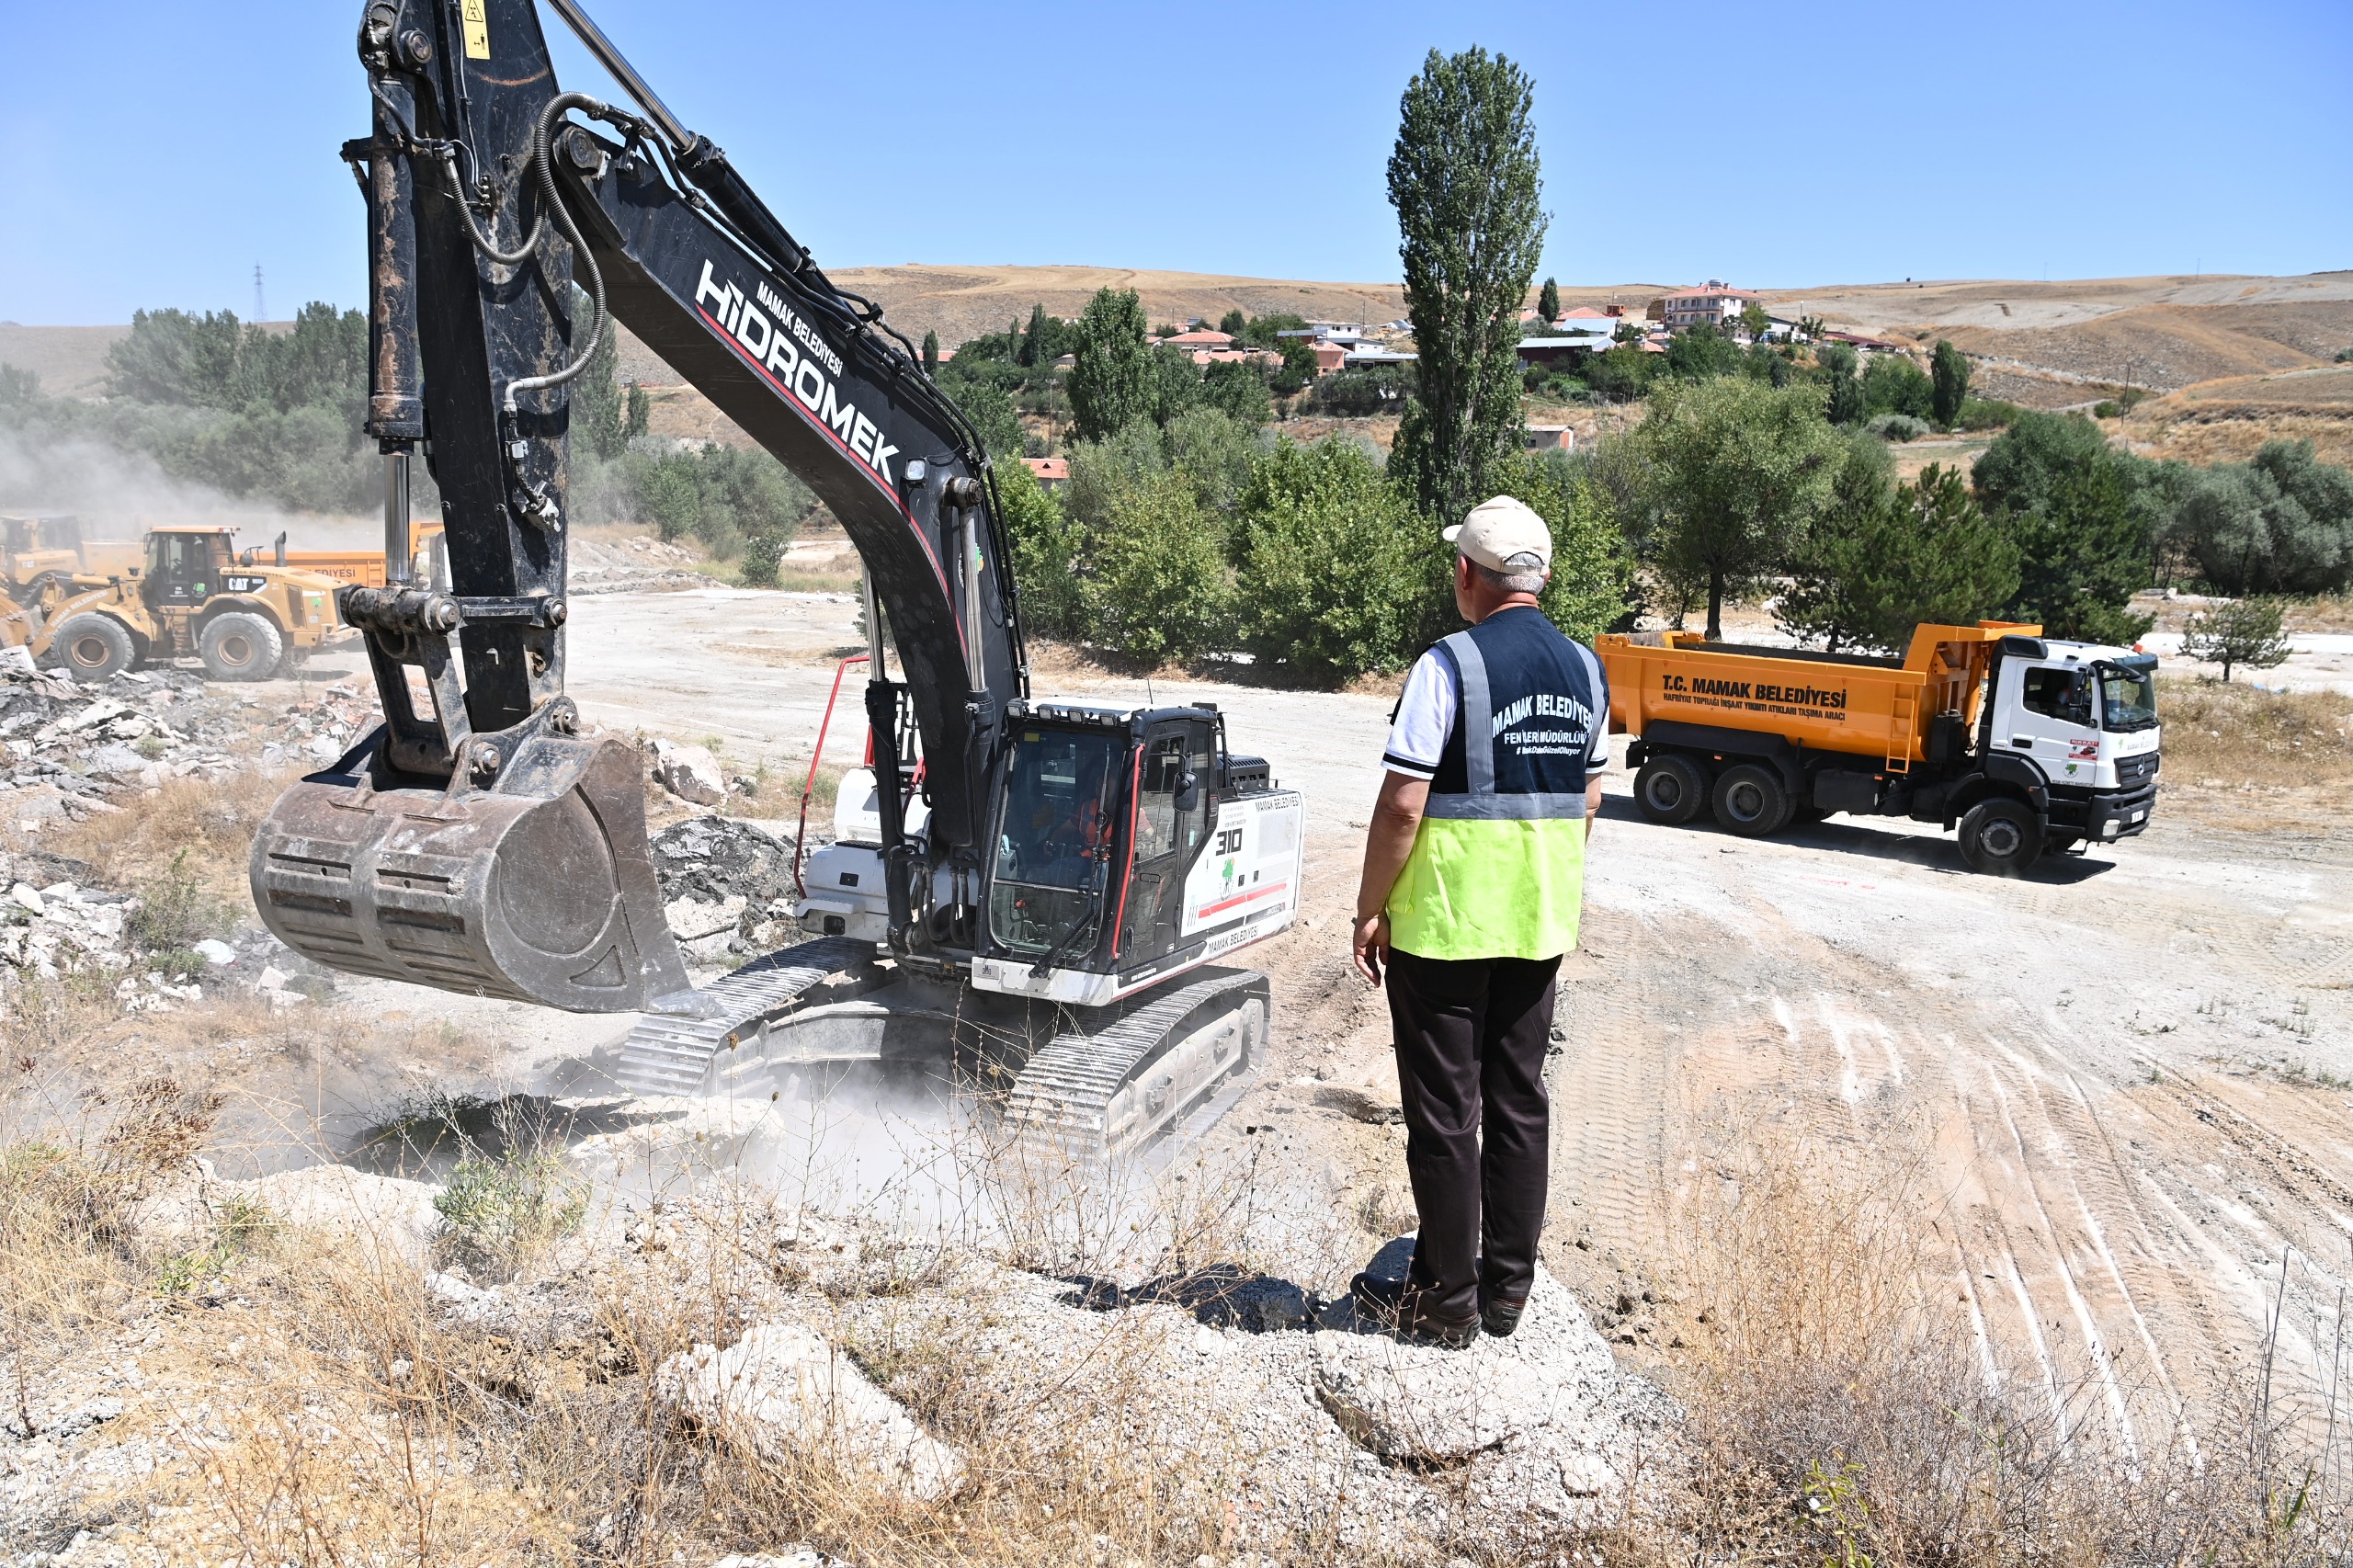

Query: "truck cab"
(1978, 634), (2161, 852)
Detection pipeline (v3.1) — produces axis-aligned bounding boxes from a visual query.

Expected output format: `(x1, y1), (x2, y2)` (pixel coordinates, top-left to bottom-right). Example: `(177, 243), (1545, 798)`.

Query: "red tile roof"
(1023, 457), (1069, 482)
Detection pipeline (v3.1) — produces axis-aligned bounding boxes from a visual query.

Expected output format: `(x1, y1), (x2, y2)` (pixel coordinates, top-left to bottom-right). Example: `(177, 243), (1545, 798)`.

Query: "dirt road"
(360, 587), (2353, 1440)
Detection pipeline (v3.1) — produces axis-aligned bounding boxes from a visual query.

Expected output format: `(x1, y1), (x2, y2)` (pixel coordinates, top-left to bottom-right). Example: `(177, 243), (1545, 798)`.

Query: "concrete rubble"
(652, 814), (799, 962)
(657, 1322), (971, 1503)
(652, 737), (727, 804)
(570, 533), (709, 594)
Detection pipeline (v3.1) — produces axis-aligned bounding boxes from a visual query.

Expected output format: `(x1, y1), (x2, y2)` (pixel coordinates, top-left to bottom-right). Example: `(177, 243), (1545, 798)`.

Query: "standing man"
(1350, 495), (1608, 1348)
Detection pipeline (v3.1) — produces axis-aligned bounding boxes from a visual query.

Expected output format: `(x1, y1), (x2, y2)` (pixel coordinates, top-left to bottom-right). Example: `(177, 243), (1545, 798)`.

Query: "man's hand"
(1353, 772), (1427, 987)
(1351, 912), (1391, 986)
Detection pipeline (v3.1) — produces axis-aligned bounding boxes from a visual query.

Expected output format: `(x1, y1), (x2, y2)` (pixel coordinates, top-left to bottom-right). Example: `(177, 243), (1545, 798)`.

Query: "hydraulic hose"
(503, 91), (614, 414)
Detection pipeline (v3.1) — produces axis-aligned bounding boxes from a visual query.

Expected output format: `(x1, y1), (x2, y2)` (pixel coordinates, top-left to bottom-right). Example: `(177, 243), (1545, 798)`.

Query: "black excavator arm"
(251, 0), (1025, 1008)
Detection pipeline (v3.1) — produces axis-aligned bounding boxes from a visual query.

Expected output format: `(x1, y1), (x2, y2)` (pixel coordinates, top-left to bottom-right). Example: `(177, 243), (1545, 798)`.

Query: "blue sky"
(1, 0), (2347, 324)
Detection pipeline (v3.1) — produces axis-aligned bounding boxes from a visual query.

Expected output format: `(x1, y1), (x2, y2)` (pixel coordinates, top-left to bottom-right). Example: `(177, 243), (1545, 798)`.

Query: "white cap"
(1444, 495), (1552, 574)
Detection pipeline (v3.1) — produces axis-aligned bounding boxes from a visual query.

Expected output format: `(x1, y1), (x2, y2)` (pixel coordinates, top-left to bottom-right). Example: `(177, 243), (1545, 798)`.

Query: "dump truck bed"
(1595, 623), (2031, 771)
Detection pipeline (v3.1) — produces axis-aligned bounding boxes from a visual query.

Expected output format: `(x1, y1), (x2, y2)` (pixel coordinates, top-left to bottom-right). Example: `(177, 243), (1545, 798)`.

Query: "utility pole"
(254, 265), (266, 324)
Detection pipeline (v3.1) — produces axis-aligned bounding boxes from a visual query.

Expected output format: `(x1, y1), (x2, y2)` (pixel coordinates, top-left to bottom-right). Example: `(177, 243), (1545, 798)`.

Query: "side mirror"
(1173, 771), (1200, 813)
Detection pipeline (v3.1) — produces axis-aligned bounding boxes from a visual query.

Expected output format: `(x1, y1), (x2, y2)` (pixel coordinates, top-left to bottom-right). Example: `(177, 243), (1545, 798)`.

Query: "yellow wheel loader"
(36, 527), (351, 684)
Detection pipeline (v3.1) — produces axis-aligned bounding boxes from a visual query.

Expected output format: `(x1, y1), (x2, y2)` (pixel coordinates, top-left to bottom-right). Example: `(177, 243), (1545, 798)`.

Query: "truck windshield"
(990, 729), (1121, 954)
(2096, 657), (2159, 732)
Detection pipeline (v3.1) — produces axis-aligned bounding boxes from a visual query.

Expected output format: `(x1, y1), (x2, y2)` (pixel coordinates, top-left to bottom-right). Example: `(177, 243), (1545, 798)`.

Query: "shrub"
(1860, 353), (1935, 420)
(611, 443), (813, 559)
(1080, 468), (1230, 661)
(1953, 396), (2022, 430)
(1231, 439), (1423, 680)
(1303, 368), (1409, 416)
(995, 457), (1086, 639)
(1866, 412), (1931, 441)
(738, 531), (785, 587)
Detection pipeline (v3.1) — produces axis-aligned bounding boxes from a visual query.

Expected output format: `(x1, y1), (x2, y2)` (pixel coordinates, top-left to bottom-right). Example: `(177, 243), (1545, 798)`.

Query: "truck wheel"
(1959, 799), (2042, 876)
(1712, 764), (1791, 837)
(199, 612), (285, 682)
(51, 614), (134, 683)
(1633, 755), (1709, 825)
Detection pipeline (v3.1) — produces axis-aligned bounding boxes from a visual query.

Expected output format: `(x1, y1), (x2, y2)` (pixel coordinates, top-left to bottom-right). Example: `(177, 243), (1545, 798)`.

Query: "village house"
(1659, 281), (1752, 331)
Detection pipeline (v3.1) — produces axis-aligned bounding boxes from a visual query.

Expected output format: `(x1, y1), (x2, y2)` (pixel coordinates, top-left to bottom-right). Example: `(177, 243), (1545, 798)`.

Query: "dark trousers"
(1383, 947), (1560, 1321)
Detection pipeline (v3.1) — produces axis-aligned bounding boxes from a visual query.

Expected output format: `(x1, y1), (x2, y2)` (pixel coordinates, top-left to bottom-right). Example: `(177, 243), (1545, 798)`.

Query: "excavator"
(250, 0), (1306, 1162)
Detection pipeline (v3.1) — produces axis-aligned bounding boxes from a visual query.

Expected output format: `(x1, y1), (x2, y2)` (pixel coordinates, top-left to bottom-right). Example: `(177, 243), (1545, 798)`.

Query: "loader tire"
(1959, 798), (2041, 876)
(199, 612), (284, 682)
(1633, 754), (1709, 826)
(52, 614), (135, 684)
(1711, 763), (1791, 837)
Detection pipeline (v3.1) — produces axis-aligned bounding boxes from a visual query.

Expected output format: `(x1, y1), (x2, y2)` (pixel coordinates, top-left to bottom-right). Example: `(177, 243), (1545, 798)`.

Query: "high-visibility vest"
(1385, 607), (1608, 961)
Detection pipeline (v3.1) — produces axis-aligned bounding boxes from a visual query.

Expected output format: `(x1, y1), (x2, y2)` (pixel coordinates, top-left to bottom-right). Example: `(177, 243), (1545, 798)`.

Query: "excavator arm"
(251, 0), (1025, 1009)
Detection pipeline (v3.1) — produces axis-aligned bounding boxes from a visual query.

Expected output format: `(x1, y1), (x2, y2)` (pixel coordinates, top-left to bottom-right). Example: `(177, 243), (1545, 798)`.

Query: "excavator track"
(611, 937), (876, 1095)
(998, 966), (1268, 1166)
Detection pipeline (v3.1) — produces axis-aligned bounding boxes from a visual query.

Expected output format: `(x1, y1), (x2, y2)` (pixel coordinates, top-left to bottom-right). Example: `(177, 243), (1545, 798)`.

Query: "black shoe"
(1350, 1271), (1480, 1348)
(1480, 1290), (1528, 1339)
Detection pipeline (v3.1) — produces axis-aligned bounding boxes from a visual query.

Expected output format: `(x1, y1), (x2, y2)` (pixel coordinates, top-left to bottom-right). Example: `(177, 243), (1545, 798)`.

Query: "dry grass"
(2155, 676), (2353, 790)
(49, 766), (292, 915)
(1611, 1114), (2353, 1567)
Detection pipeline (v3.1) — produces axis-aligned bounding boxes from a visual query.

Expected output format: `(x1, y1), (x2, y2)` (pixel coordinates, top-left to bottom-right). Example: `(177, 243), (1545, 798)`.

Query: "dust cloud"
(0, 429), (383, 551)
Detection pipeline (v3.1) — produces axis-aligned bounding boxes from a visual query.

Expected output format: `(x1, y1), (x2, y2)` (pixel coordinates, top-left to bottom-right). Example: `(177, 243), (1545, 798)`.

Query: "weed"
(432, 1151), (586, 1276)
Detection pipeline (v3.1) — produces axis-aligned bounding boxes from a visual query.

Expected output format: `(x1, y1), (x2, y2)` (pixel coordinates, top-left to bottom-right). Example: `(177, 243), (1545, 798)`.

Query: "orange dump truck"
(281, 522), (446, 587)
(1596, 621), (2162, 874)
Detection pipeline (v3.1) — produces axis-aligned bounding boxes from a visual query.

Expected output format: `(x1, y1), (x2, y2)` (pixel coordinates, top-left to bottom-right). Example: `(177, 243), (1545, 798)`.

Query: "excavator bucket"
(250, 729), (693, 1011)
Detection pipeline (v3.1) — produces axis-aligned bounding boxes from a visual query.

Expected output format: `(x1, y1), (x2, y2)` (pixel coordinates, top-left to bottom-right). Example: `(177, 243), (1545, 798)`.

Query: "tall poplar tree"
(1385, 48), (1547, 526)
(1930, 339), (1972, 427)
(1068, 287), (1154, 441)
(1538, 278), (1561, 324)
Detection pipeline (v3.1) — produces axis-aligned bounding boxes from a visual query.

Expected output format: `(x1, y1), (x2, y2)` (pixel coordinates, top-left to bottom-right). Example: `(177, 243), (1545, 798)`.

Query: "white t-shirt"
(1381, 644), (1610, 781)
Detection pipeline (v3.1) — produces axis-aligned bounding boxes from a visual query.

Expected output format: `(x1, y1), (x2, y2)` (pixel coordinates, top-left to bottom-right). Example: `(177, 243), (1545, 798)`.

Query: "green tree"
(1861, 354), (1934, 420)
(1817, 343), (1866, 426)
(1196, 360), (1272, 426)
(1068, 288), (1155, 441)
(1271, 338), (1319, 394)
(1147, 347), (1205, 425)
(571, 292), (635, 460)
(1538, 278), (1561, 324)
(2006, 460), (2155, 643)
(1235, 312), (1308, 349)
(1665, 324), (1742, 381)
(1738, 300), (1770, 340)
(1232, 437), (1425, 680)
(1164, 406), (1260, 512)
(2170, 445), (2353, 595)
(1017, 303), (1051, 368)
(2182, 597), (2292, 682)
(1384, 47), (1548, 524)
(1974, 412), (2160, 641)
(1639, 377), (1843, 640)
(1930, 340), (1971, 427)
(939, 369), (1024, 458)
(1484, 449), (1636, 642)
(995, 456), (1086, 638)
(1780, 458), (2019, 653)
(1084, 467), (1232, 661)
(1586, 345), (1654, 404)
(1219, 308), (1248, 336)
(922, 330), (939, 375)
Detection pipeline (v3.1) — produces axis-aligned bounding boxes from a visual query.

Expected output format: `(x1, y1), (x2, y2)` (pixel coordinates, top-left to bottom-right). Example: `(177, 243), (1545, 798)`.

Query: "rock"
(194, 937), (237, 966)
(1312, 1249), (1624, 1480)
(659, 1321), (967, 1502)
(653, 739), (726, 804)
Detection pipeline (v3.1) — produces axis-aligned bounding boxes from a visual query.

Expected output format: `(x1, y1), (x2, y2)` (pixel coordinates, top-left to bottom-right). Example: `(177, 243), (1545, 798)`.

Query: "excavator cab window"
(990, 728), (1121, 956)
(1120, 718), (1217, 960)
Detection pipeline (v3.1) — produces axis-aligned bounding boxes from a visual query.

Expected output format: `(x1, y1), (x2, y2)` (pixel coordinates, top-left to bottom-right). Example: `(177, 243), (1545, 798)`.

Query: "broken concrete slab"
(659, 1321), (967, 1502)
(652, 738), (726, 804)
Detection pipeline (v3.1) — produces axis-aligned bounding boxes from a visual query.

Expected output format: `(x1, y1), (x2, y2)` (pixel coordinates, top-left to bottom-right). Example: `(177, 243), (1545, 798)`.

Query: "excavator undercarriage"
(248, 0), (1303, 1164)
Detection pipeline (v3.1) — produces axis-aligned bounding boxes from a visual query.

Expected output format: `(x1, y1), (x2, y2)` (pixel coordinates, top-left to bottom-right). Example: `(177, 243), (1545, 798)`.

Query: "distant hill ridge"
(9, 267), (2351, 405)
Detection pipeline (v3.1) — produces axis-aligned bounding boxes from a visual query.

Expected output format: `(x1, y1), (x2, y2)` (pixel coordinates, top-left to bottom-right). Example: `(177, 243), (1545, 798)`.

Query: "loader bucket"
(250, 728), (694, 1012)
